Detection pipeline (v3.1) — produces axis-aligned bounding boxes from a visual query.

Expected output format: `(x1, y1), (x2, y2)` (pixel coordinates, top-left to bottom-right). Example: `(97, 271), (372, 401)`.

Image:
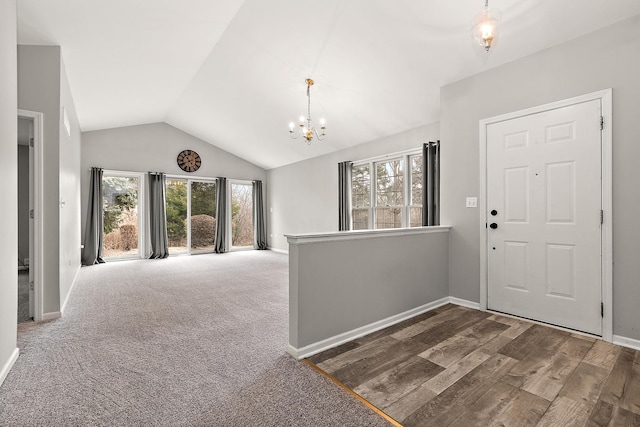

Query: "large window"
(230, 182), (253, 248)
(166, 178), (217, 255)
(102, 173), (144, 259)
(351, 151), (423, 229)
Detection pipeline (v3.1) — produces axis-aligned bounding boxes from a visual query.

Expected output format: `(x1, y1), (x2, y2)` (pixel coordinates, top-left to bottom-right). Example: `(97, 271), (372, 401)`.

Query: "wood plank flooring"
(307, 304), (640, 426)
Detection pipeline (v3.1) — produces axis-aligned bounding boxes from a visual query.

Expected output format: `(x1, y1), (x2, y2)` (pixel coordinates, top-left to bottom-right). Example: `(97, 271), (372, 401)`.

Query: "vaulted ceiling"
(17, 0), (640, 169)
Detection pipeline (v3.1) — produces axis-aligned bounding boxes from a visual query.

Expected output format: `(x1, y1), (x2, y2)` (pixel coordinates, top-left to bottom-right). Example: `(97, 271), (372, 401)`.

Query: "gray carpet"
(0, 251), (389, 426)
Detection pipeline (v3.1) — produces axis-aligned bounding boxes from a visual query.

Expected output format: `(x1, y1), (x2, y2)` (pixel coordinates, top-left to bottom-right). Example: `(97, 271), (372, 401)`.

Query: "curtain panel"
(81, 167), (105, 265)
(253, 180), (268, 250)
(214, 177), (228, 253)
(148, 172), (169, 259)
(422, 141), (441, 226)
(338, 161), (353, 231)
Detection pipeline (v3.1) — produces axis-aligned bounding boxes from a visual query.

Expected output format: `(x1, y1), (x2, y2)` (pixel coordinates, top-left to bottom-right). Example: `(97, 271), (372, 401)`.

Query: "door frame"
(18, 109), (44, 322)
(478, 89), (613, 341)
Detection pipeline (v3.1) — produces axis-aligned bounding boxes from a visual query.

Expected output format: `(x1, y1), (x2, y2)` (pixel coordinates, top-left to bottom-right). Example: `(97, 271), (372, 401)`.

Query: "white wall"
(81, 122), (267, 244)
(267, 123), (440, 251)
(0, 0), (18, 385)
(440, 15), (640, 340)
(58, 56), (82, 312)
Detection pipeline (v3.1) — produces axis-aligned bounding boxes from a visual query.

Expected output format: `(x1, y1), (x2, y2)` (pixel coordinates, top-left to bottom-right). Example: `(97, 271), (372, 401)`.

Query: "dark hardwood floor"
(307, 304), (640, 426)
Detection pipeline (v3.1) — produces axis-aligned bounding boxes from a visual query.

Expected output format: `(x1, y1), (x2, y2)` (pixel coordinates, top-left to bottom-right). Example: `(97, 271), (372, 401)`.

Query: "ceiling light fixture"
(471, 0), (501, 53)
(289, 78), (326, 144)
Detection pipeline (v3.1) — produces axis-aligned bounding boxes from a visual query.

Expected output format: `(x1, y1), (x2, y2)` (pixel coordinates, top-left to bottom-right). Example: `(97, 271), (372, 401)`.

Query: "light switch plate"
(466, 197), (478, 208)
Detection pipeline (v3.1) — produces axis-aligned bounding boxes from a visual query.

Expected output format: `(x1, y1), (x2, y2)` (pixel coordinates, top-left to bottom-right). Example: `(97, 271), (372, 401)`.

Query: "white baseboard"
(60, 266), (81, 316)
(449, 297), (481, 310)
(288, 297), (451, 360)
(613, 334), (640, 351)
(269, 248), (288, 255)
(0, 348), (19, 387)
(41, 311), (61, 321)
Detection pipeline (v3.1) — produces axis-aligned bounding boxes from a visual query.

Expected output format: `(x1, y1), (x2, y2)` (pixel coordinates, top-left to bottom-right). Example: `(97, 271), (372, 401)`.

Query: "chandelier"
(471, 0), (501, 53)
(289, 78), (326, 144)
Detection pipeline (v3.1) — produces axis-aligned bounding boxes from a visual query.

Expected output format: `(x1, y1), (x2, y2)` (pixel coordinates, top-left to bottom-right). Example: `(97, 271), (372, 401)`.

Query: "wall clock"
(177, 149), (202, 172)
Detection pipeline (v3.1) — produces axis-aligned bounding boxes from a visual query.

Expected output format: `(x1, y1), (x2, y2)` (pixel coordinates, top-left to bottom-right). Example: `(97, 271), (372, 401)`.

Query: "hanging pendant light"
(472, 0), (501, 53)
(289, 78), (326, 144)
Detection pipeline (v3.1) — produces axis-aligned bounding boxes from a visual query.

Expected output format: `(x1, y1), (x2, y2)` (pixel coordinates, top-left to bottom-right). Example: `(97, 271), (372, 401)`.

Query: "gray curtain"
(81, 167), (105, 265)
(148, 172), (169, 259)
(253, 181), (268, 250)
(422, 141), (441, 226)
(338, 161), (353, 231)
(214, 177), (228, 253)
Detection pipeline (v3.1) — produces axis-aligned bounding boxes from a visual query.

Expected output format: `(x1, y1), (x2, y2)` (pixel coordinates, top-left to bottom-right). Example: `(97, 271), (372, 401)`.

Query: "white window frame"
(352, 148), (422, 230)
(102, 170), (146, 260)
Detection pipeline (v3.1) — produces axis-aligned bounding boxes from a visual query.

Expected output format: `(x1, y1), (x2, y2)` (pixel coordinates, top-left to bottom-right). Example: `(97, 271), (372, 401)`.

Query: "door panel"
(487, 99), (602, 335)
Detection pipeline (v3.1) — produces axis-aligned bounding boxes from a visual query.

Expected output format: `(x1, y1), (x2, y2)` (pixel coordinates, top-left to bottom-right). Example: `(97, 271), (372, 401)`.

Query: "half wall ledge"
(286, 226), (451, 359)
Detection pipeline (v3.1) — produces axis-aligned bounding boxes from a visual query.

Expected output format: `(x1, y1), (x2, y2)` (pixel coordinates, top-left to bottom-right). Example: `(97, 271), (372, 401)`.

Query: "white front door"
(486, 99), (602, 335)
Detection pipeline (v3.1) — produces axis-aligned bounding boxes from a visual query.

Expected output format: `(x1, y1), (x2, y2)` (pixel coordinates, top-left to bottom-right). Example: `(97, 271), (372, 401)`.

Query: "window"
(351, 150), (423, 230)
(102, 172), (144, 259)
(165, 178), (217, 255)
(351, 165), (370, 230)
(230, 182), (253, 248)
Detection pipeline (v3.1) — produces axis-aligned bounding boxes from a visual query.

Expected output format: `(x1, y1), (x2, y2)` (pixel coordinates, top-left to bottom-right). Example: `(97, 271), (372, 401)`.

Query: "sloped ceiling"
(17, 0), (640, 169)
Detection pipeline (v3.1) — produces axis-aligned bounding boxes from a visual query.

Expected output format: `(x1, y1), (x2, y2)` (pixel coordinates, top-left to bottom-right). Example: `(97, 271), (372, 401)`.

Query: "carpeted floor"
(0, 251), (389, 426)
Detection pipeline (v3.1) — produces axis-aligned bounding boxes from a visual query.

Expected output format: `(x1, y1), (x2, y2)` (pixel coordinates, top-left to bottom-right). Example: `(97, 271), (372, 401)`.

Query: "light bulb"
(289, 122), (295, 131)
(320, 118), (326, 126)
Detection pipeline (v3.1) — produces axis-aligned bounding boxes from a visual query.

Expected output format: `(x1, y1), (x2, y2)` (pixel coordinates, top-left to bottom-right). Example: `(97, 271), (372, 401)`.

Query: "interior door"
(487, 99), (602, 335)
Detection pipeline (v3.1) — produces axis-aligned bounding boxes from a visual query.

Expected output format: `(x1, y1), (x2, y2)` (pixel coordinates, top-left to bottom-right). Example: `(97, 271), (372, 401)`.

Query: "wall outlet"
(466, 197), (478, 208)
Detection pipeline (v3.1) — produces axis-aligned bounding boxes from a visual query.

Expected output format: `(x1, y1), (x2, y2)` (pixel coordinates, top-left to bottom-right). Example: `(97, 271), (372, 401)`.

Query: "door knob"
(490, 210), (498, 216)
(490, 223), (498, 229)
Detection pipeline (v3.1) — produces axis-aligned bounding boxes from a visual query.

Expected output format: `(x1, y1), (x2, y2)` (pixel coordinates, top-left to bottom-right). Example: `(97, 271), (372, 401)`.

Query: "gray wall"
(18, 145), (29, 265)
(440, 15), (640, 340)
(267, 123), (440, 252)
(0, 0), (17, 383)
(81, 122), (267, 244)
(58, 55), (82, 310)
(18, 45), (82, 316)
(289, 229), (450, 350)
(18, 45), (62, 315)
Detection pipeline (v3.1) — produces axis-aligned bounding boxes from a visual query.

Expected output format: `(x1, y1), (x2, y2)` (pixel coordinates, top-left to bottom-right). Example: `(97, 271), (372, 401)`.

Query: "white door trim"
(478, 89), (613, 341)
(18, 109), (44, 322)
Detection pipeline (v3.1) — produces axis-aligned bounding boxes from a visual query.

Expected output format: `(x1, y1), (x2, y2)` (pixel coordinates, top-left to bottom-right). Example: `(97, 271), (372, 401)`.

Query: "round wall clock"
(177, 149), (202, 172)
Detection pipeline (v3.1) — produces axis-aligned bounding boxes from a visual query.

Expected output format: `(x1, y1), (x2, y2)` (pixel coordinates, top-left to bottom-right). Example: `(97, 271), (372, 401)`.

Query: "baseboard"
(269, 248), (288, 255)
(288, 297), (451, 360)
(0, 348), (19, 387)
(60, 266), (81, 316)
(41, 311), (61, 321)
(613, 334), (640, 351)
(448, 297), (481, 310)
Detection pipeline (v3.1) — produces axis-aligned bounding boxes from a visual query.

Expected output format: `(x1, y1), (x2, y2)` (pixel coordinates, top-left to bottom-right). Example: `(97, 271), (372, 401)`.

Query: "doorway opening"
(17, 109), (43, 323)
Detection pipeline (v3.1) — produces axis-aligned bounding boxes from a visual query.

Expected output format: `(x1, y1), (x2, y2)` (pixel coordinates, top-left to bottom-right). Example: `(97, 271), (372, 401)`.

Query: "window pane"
(375, 207), (402, 229)
(102, 176), (139, 258)
(411, 155), (423, 205)
(410, 207), (423, 228)
(166, 179), (188, 255)
(190, 181), (216, 252)
(376, 160), (404, 207)
(352, 208), (369, 230)
(231, 183), (253, 247)
(351, 165), (370, 208)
